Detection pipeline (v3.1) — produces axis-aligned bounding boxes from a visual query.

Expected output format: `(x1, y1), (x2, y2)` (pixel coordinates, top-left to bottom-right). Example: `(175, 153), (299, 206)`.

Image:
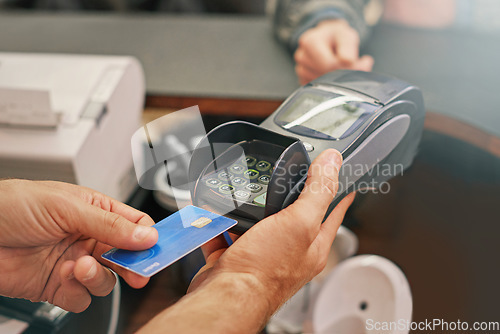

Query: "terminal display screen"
(275, 90), (378, 139)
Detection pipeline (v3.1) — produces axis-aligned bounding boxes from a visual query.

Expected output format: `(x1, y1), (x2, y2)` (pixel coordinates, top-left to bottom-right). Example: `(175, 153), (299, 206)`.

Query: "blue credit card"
(102, 205), (237, 277)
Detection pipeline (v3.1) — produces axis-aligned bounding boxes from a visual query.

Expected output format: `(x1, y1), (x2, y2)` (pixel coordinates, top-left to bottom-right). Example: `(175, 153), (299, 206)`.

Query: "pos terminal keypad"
(202, 154), (273, 208)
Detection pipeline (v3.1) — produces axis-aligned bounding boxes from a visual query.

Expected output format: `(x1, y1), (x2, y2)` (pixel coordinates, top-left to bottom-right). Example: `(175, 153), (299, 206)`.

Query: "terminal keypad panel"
(201, 153), (274, 209)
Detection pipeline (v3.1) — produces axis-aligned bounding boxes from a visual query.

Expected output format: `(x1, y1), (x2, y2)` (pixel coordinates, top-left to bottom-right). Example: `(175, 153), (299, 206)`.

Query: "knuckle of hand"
(293, 51), (302, 63)
(141, 213), (155, 226)
(79, 297), (92, 313)
(307, 175), (337, 199)
(315, 257), (328, 276)
(45, 193), (74, 231)
(319, 255), (328, 271)
(307, 163), (339, 196)
(295, 65), (305, 76)
(341, 26), (359, 42)
(104, 211), (122, 233)
(90, 192), (110, 211)
(298, 32), (314, 48)
(70, 295), (91, 313)
(321, 175), (339, 197)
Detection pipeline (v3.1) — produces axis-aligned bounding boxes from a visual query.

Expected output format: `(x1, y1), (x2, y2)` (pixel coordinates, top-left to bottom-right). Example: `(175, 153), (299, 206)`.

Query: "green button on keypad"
(243, 169), (259, 180)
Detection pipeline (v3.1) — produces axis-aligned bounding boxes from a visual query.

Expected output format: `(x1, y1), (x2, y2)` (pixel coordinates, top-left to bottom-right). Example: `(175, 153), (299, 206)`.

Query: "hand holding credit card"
(102, 205), (237, 277)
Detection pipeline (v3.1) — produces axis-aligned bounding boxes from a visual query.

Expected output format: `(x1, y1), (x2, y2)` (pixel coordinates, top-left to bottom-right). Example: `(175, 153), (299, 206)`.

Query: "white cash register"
(0, 53), (145, 202)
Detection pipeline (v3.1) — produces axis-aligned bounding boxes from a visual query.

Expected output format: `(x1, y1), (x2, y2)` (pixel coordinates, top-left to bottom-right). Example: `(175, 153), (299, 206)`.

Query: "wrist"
(140, 271), (276, 334)
(209, 271), (275, 322)
(317, 18), (350, 29)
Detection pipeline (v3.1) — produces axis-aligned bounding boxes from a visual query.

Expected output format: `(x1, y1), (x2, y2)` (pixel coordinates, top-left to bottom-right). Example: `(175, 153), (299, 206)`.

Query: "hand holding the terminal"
(139, 149), (355, 333)
(0, 179), (158, 312)
(294, 19), (374, 84)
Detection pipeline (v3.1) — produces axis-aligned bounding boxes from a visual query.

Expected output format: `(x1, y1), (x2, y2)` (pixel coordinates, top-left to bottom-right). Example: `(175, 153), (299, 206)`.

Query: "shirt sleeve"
(272, 0), (372, 53)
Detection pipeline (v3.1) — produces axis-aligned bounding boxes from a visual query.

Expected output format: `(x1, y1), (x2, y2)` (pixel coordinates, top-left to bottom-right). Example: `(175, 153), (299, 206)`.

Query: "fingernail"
(133, 225), (154, 242)
(84, 263), (97, 281)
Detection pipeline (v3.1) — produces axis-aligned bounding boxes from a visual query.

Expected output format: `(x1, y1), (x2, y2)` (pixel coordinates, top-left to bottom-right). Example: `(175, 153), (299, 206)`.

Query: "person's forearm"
(138, 273), (273, 334)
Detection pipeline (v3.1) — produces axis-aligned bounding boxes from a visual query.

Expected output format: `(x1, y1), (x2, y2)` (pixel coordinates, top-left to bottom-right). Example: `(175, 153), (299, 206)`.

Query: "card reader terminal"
(189, 70), (425, 234)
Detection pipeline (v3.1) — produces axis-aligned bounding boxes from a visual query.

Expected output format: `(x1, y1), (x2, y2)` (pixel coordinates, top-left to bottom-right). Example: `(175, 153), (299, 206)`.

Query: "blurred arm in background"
(272, 0), (380, 84)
